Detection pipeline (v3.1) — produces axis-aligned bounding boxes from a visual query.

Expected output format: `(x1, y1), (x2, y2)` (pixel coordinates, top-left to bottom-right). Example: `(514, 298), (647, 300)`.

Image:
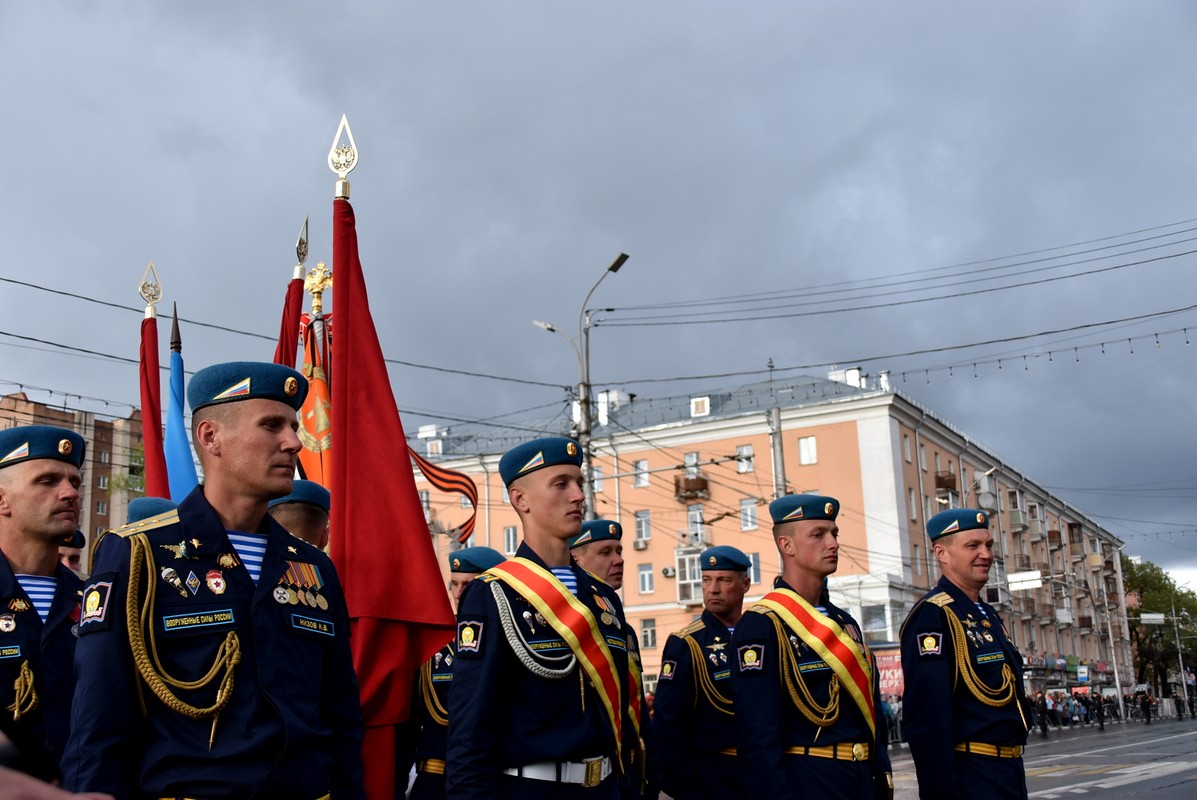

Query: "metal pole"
(1173, 593), (1190, 717)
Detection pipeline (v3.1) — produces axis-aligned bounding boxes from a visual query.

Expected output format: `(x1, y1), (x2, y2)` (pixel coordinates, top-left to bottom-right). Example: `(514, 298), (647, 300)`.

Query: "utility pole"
(1173, 591), (1190, 716)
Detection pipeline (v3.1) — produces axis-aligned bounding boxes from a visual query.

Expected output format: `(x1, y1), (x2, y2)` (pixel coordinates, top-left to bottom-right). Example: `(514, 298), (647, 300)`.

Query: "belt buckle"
(851, 742), (866, 762)
(582, 756), (603, 788)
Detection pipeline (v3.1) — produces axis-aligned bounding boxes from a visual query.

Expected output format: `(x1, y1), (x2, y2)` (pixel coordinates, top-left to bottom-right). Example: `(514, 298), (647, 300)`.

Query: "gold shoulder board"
(112, 510), (182, 538)
(672, 618), (707, 639)
(927, 592), (954, 608)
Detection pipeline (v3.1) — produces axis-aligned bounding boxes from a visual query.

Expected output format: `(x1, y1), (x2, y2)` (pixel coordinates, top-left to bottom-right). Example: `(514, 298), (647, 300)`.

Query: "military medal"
(287, 588), (299, 605)
(206, 570), (226, 595)
(273, 586), (290, 604)
(0, 614), (15, 633)
(160, 567), (188, 598)
(185, 571), (201, 595)
(601, 612), (614, 626)
(522, 610), (536, 633)
(305, 589), (317, 607)
(218, 553), (238, 569)
(315, 594), (328, 611)
(8, 598), (30, 613)
(982, 631), (994, 642)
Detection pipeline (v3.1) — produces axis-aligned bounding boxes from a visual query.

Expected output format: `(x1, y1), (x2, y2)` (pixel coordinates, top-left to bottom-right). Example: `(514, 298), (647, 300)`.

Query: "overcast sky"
(2, 2), (1195, 587)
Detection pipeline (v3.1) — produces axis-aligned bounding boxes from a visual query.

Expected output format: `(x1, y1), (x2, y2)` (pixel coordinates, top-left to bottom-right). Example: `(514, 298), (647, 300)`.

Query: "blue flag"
(164, 306), (198, 501)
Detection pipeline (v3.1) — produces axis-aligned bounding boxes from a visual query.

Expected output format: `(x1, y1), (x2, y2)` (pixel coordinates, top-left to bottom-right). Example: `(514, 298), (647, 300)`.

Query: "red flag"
(272, 276), (305, 368)
(139, 313), (170, 498)
(329, 198), (456, 798)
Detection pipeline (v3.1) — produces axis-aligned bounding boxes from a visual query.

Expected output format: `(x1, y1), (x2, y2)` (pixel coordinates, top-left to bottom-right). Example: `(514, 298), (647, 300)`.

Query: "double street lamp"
(533, 252), (629, 520)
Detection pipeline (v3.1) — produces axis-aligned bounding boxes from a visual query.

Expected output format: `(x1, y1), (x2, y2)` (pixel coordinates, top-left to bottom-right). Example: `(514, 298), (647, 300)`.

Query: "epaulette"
(670, 618), (707, 639)
(927, 592), (954, 607)
(479, 573), (500, 584)
(111, 510), (181, 538)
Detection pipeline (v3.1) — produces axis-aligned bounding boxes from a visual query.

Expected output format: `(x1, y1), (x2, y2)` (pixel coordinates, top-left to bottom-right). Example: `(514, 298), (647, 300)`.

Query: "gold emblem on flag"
(58, 439), (73, 455)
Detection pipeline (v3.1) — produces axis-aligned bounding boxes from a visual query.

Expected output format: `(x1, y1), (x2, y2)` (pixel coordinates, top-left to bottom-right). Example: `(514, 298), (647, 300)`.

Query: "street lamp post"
(534, 253), (628, 520)
(1172, 586), (1191, 717)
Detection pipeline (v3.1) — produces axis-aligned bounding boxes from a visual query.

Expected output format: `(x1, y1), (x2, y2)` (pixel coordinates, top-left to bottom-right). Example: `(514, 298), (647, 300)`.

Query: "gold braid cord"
(943, 609), (1018, 710)
(419, 658), (449, 727)
(683, 636), (734, 716)
(126, 534), (241, 745)
(768, 612), (840, 728)
(6, 660), (38, 720)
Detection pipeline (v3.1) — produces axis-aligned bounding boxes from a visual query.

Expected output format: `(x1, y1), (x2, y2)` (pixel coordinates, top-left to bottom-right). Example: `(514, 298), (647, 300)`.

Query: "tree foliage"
(1121, 555), (1197, 695)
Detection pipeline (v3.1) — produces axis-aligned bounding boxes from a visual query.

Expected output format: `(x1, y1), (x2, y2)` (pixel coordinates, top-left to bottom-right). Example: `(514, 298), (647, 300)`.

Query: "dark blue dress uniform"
(0, 559), (82, 780)
(446, 542), (633, 799)
(652, 610), (741, 800)
(397, 641), (457, 799)
(731, 578), (892, 798)
(901, 575), (1030, 799)
(62, 486), (365, 799)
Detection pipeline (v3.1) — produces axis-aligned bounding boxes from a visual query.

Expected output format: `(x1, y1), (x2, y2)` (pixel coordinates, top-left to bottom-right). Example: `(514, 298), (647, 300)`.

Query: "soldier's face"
(937, 529), (994, 592)
(574, 540), (624, 589)
(702, 570), (749, 619)
(510, 465), (586, 539)
(213, 399), (302, 501)
(780, 519), (840, 578)
(0, 459), (82, 542)
(449, 572), (482, 609)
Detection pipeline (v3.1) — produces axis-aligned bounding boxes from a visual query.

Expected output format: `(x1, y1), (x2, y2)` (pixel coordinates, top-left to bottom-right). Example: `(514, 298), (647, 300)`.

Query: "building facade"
(410, 372), (1133, 698)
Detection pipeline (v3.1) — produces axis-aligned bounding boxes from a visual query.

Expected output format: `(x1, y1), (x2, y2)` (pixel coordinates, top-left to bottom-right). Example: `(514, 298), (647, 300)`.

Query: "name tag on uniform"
(976, 651), (1005, 665)
(0, 644), (21, 660)
(290, 614), (335, 637)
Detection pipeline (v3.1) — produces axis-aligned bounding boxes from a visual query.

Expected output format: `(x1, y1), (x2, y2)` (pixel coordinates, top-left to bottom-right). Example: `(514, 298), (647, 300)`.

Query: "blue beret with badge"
(65, 529), (86, 549)
(449, 546), (505, 573)
(268, 479), (331, 513)
(498, 436), (583, 488)
(569, 519), (622, 549)
(127, 497), (178, 523)
(701, 545), (752, 571)
(769, 493), (840, 525)
(926, 508), (989, 542)
(0, 425), (86, 470)
(187, 360), (308, 413)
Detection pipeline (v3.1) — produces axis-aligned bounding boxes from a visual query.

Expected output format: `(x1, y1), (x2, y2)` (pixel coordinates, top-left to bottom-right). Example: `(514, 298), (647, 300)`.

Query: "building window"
(690, 396), (710, 417)
(99, 451), (110, 464)
(687, 504), (706, 545)
(736, 444), (754, 473)
(862, 604), (888, 643)
(643, 673), (659, 695)
(634, 510), (651, 542)
(638, 564), (654, 594)
(748, 552), (762, 584)
(934, 451), (941, 473)
(740, 499), (758, 530)
(593, 466), (604, 493)
(95, 524), (106, 536)
(501, 484), (510, 503)
(684, 452), (700, 478)
(633, 459), (649, 487)
(97, 475), (109, 490)
(908, 488), (918, 521)
(922, 494), (933, 522)
(677, 551), (701, 604)
(460, 494), (471, 509)
(503, 526), (518, 555)
(1029, 502), (1040, 520)
(903, 434), (911, 463)
(96, 500), (107, 515)
(798, 436), (817, 466)
(913, 543), (922, 576)
(918, 444), (927, 471)
(640, 617), (658, 650)
(419, 491), (430, 513)
(426, 439), (443, 456)
(1007, 490), (1020, 510)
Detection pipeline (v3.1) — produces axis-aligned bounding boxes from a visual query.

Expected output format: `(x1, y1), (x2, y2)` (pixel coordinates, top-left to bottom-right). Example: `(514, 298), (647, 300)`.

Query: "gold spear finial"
(327, 114), (358, 199)
(305, 261), (333, 318)
(293, 216), (309, 280)
(139, 261), (162, 319)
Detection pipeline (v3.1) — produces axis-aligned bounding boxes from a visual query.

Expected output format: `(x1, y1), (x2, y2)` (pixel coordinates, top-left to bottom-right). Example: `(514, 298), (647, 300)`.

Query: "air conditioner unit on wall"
(661, 566), (677, 578)
(632, 539), (648, 550)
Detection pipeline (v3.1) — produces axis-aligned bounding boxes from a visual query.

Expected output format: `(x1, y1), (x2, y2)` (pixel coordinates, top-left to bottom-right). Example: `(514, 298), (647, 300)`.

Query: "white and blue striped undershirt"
(227, 532), (268, 584)
(550, 567), (578, 595)
(15, 575), (57, 622)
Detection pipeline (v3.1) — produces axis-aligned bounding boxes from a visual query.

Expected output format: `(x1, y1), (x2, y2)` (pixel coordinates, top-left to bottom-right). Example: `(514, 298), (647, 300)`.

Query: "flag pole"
(272, 218), (309, 368)
(138, 262), (170, 499)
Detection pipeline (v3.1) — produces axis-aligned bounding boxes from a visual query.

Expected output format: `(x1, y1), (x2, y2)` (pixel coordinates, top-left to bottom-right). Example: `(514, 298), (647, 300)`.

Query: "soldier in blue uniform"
(569, 519), (656, 800)
(268, 478), (331, 549)
(732, 494), (892, 799)
(652, 545), (751, 800)
(63, 361), (364, 799)
(398, 545), (505, 799)
(447, 437), (633, 799)
(900, 509), (1030, 799)
(0, 426), (86, 781)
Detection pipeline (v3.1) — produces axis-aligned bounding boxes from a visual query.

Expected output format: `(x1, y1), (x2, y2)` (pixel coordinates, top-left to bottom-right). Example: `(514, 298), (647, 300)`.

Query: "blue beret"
(187, 361), (308, 413)
(268, 479), (331, 513)
(65, 530), (85, 549)
(498, 436), (583, 488)
(701, 545), (752, 571)
(449, 546), (505, 573)
(127, 497), (178, 524)
(569, 519), (622, 549)
(0, 425), (86, 470)
(927, 508), (989, 542)
(769, 493), (839, 525)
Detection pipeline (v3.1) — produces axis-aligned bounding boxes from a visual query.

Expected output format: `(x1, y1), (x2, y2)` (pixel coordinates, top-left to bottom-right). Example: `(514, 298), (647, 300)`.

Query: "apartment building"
(411, 371), (1133, 696)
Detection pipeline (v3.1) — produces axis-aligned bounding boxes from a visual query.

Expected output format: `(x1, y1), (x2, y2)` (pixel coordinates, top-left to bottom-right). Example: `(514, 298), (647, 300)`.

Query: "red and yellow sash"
(754, 588), (877, 739)
(487, 558), (623, 761)
(627, 637), (643, 737)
